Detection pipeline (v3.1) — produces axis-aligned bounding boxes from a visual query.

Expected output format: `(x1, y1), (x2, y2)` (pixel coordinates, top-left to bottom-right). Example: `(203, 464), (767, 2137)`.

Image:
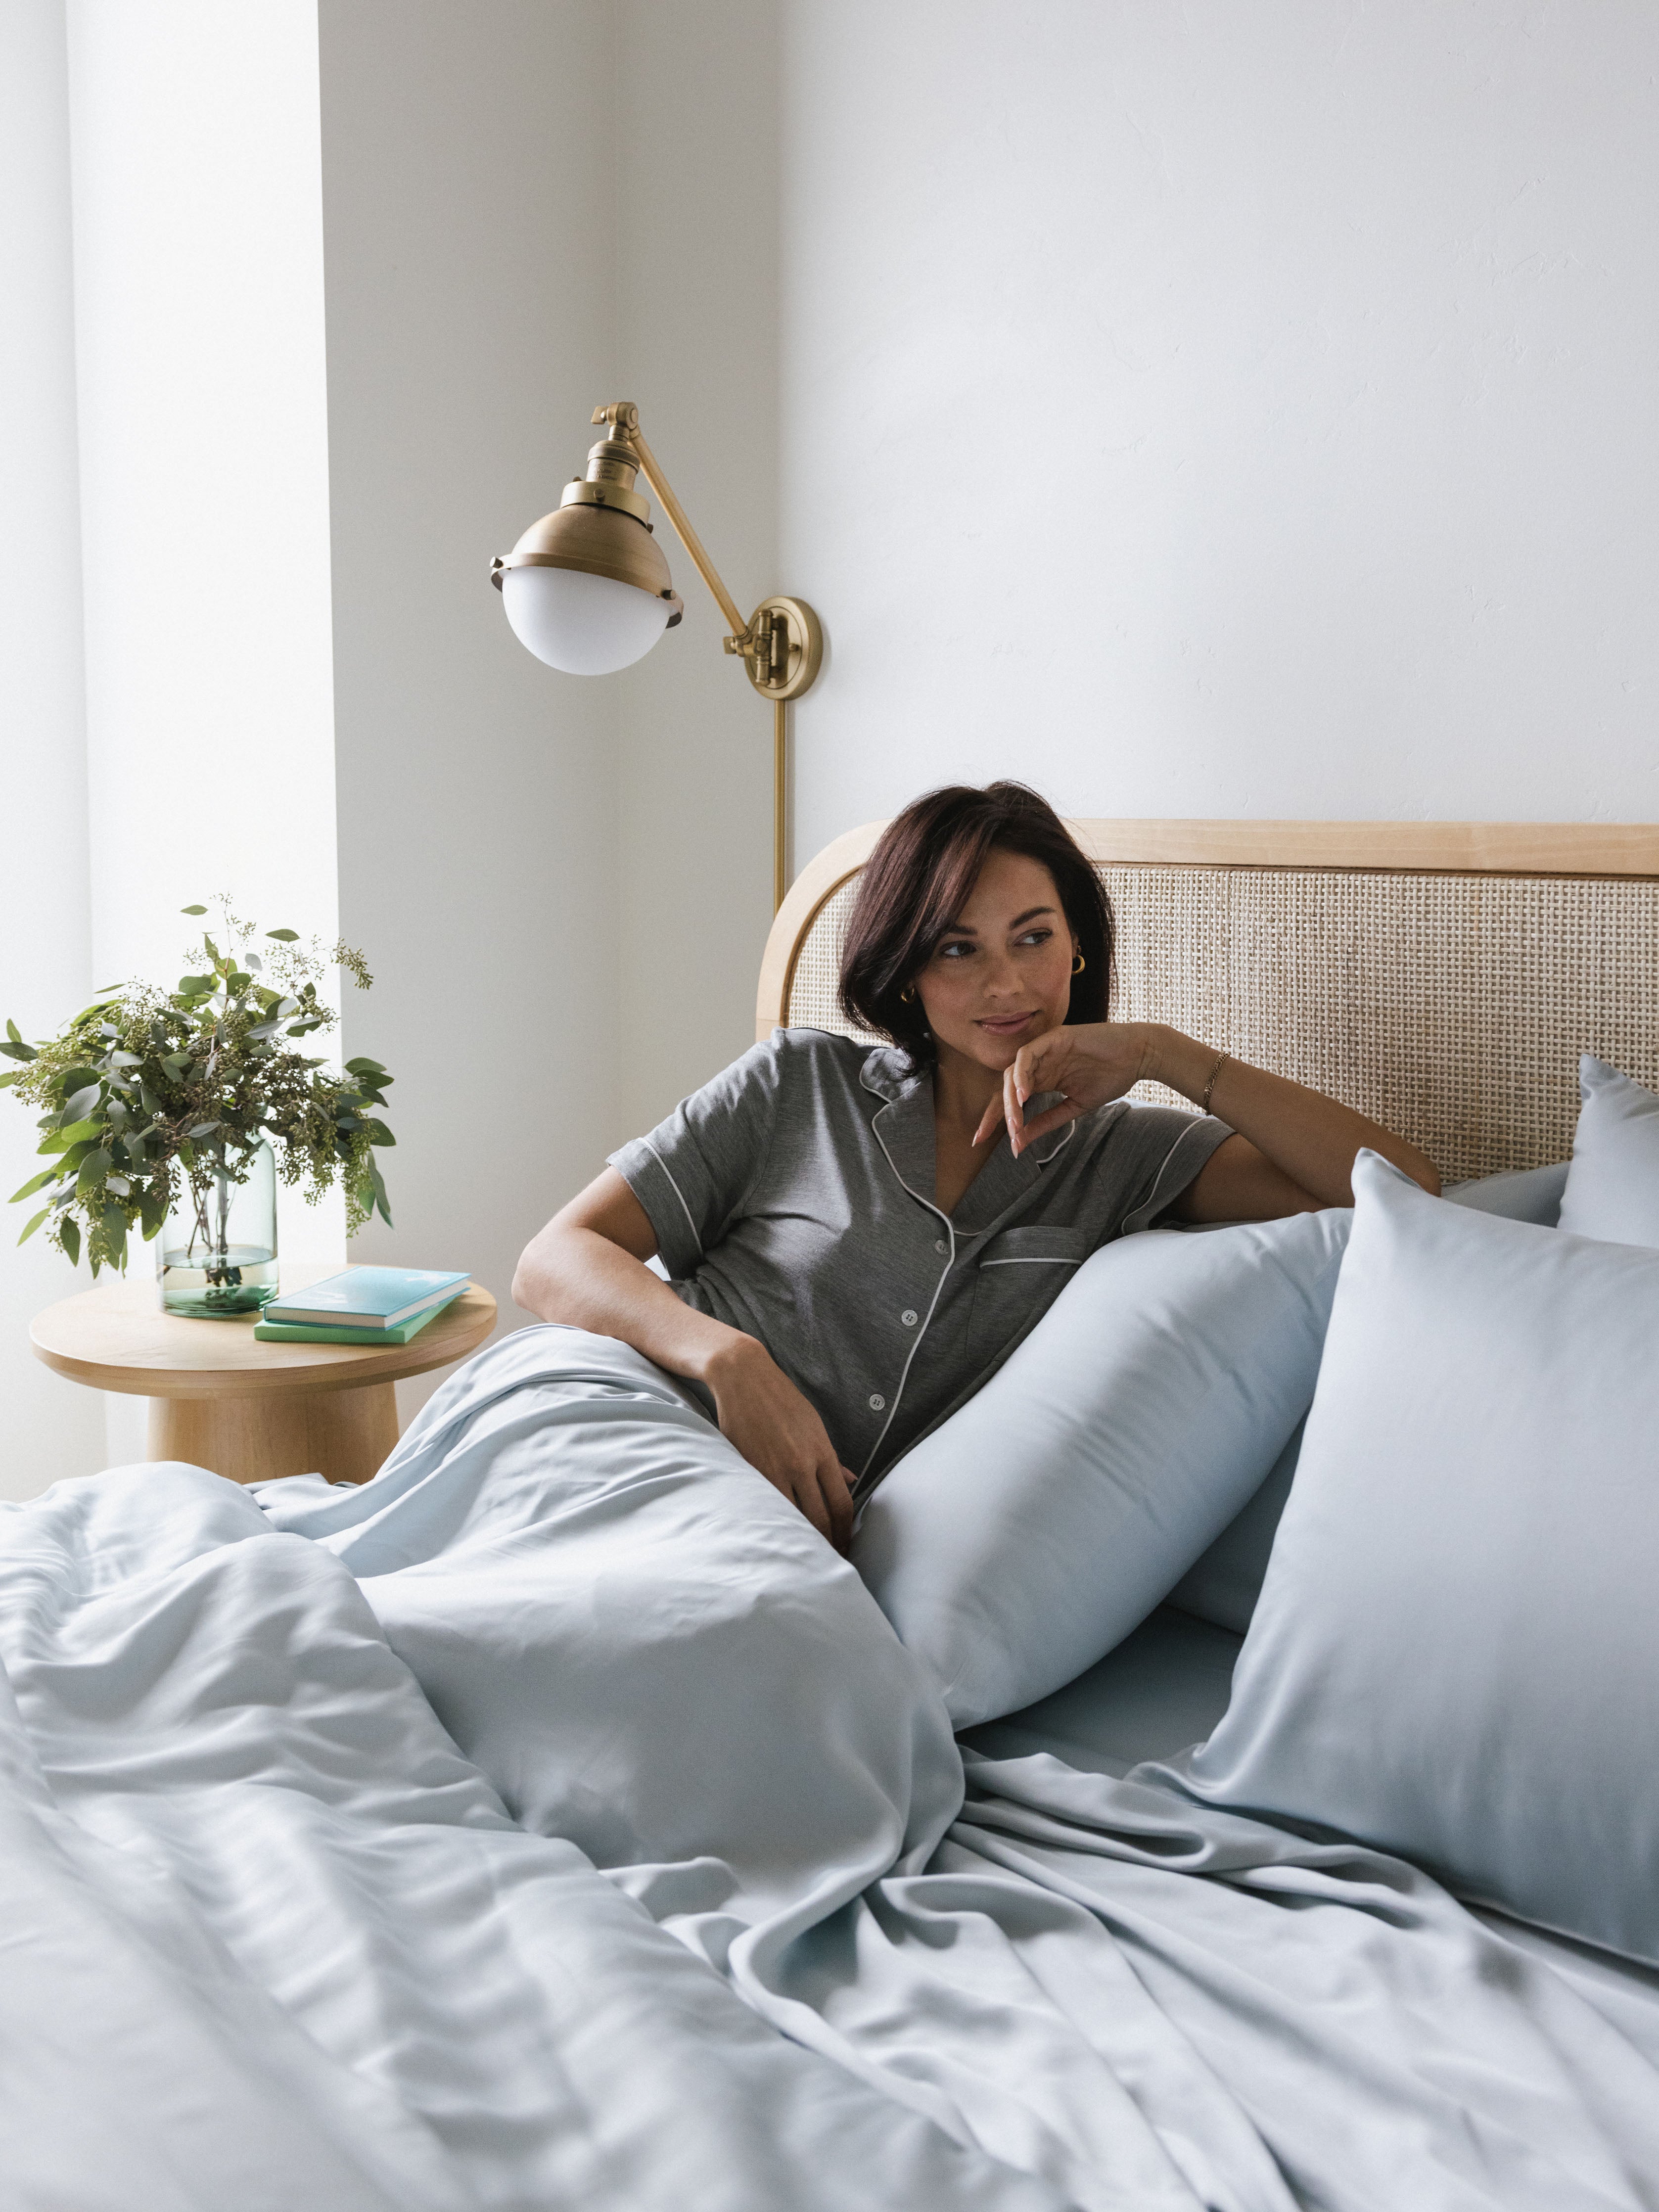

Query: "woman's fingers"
(830, 1462), (856, 1550)
(783, 1460), (852, 1553)
(790, 1470), (834, 1543)
(1010, 1097), (1083, 1151)
(1013, 1033), (1062, 1104)
(775, 1458), (853, 1554)
(1007, 1040), (1079, 1152)
(970, 1041), (1073, 1149)
(1005, 1037), (1068, 1144)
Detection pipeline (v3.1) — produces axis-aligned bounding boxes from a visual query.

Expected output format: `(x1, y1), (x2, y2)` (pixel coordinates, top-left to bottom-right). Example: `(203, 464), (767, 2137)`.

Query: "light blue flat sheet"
(967, 1605), (1659, 2073)
(252, 1328), (1659, 2212)
(7, 1325), (1657, 2210)
(0, 1458), (1063, 2212)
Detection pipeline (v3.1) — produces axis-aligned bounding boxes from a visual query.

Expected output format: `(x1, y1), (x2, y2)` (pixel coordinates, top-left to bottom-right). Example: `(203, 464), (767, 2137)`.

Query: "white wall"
(7, 0), (628, 1486)
(777, 0), (1659, 858)
(64, 0), (342, 1469)
(318, 0), (623, 1419)
(66, 0), (340, 1039)
(0, 0), (104, 1500)
(612, 0), (784, 1135)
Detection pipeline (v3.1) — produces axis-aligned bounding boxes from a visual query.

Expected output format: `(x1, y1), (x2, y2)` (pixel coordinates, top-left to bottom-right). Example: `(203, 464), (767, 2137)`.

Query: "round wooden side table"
(30, 1263), (498, 1486)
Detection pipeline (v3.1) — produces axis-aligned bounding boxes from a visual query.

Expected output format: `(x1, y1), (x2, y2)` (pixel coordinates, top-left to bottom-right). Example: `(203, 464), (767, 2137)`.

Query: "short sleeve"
(607, 1036), (785, 1278)
(1109, 1106), (1235, 1237)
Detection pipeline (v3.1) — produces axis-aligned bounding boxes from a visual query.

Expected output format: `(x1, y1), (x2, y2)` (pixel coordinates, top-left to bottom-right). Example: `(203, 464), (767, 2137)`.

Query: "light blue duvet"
(4, 1326), (1657, 2211)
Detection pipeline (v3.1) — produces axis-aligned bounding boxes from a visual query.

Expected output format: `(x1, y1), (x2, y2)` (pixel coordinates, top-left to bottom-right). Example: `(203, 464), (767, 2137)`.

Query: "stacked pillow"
(1166, 1156), (1567, 1633)
(1171, 1055), (1659, 1635)
(1177, 1140), (1659, 1966)
(1557, 1054), (1659, 1245)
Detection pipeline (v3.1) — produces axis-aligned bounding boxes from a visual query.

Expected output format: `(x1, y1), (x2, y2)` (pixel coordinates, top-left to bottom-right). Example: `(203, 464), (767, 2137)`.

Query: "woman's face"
(914, 848), (1078, 1076)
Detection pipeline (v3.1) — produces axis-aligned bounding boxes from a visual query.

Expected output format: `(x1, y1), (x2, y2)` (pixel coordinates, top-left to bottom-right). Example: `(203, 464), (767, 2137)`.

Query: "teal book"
(254, 1298), (457, 1348)
(262, 1266), (470, 1331)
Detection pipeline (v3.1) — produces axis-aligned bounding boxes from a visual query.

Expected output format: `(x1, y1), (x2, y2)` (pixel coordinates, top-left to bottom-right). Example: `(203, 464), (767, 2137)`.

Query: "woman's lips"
(976, 1012), (1038, 1035)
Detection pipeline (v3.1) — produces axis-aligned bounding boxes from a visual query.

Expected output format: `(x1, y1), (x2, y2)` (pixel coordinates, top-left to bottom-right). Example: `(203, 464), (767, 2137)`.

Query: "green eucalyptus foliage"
(2, 900), (394, 1278)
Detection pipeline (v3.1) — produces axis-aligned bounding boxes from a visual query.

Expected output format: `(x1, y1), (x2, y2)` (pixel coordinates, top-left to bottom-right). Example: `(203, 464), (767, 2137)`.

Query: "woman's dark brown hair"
(838, 783), (1114, 1067)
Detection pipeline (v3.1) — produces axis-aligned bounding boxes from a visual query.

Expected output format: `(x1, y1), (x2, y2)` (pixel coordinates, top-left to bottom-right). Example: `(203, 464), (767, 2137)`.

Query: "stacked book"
(254, 1268), (471, 1345)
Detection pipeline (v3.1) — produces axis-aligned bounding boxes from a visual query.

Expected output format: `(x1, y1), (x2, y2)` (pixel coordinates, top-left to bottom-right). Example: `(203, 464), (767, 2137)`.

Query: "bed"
(6, 818), (1659, 2212)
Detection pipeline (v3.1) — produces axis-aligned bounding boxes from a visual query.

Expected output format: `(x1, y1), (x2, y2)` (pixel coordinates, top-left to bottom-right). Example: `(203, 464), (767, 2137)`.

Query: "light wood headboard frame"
(757, 820), (1659, 1182)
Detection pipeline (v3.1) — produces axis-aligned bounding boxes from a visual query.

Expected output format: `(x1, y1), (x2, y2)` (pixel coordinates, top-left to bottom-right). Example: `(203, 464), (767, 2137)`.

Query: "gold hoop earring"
(900, 984), (917, 1004)
(1071, 951), (1086, 975)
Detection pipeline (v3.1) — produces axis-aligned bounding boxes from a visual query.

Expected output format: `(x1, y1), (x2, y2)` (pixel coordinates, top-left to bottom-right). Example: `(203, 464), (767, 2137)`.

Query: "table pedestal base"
(148, 1381), (400, 1486)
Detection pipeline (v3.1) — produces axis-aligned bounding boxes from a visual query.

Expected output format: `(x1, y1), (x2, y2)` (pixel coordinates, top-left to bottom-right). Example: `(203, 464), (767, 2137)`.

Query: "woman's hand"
(972, 1022), (1155, 1155)
(703, 1335), (856, 1554)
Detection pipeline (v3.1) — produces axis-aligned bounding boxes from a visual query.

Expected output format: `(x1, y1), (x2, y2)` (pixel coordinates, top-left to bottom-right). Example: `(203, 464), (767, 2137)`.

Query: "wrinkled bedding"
(7, 1325), (1659, 2212)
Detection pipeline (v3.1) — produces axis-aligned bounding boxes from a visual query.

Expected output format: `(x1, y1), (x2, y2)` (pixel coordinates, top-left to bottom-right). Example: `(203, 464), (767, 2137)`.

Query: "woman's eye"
(1016, 929), (1054, 948)
(937, 941), (974, 961)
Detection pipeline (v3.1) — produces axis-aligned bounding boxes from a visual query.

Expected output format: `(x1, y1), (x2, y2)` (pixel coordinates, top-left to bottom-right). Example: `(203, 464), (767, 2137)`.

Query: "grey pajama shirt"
(609, 1028), (1232, 1497)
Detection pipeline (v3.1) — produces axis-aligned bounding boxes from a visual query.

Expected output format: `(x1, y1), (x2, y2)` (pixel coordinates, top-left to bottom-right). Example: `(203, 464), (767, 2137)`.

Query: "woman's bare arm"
(513, 1170), (855, 1549)
(513, 1169), (733, 1370)
(974, 1022), (1440, 1219)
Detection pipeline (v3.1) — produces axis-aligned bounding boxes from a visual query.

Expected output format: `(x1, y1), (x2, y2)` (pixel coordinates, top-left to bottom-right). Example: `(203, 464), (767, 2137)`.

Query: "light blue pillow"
(852, 1210), (1349, 1726)
(1178, 1152), (1659, 1967)
(1558, 1055), (1659, 1248)
(1164, 1421), (1303, 1637)
(1168, 1158), (1569, 1636)
(1441, 1158), (1567, 1226)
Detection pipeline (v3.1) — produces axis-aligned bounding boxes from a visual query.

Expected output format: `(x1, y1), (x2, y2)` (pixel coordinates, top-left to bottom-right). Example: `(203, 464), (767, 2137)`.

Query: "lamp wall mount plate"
(730, 595), (823, 701)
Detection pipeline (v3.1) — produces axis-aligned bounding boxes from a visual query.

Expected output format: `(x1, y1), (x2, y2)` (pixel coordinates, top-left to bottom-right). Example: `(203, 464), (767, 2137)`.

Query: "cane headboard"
(757, 821), (1659, 1185)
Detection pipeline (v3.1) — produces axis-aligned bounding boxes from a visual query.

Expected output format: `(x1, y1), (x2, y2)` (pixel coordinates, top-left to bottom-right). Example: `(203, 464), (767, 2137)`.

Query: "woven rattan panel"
(784, 877), (885, 1048)
(783, 866), (1659, 1183)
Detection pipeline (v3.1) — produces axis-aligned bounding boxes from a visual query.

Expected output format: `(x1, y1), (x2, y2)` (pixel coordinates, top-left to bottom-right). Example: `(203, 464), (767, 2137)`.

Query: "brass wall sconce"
(492, 401), (822, 909)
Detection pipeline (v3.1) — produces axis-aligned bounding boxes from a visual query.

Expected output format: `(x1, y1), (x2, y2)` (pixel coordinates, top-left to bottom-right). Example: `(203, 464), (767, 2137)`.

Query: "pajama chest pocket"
(968, 1226), (1089, 1365)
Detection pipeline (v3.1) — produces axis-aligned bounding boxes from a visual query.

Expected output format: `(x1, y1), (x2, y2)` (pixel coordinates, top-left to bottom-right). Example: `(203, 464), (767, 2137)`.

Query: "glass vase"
(157, 1139), (278, 1319)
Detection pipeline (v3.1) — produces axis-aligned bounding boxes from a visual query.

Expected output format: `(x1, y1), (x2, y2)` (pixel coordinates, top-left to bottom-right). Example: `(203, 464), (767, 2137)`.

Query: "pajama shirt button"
(934, 1239), (948, 1253)
(901, 1309), (918, 1326)
(868, 1392), (885, 1410)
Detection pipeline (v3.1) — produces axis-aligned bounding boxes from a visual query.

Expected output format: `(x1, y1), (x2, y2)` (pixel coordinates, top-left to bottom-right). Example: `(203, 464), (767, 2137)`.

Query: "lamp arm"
(587, 402), (822, 914)
(593, 407), (747, 638)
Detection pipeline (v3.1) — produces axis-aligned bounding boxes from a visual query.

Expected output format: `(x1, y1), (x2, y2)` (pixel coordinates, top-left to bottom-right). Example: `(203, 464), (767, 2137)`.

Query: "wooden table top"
(30, 1261), (499, 1400)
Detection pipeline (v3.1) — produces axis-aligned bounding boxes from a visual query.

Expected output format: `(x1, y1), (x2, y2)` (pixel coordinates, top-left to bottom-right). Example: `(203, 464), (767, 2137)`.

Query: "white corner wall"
(778, 0), (1659, 855)
(0, 0), (103, 1500)
(0, 0), (340, 1495)
(66, 0), (339, 1028)
(318, 0), (623, 1418)
(612, 0), (784, 1135)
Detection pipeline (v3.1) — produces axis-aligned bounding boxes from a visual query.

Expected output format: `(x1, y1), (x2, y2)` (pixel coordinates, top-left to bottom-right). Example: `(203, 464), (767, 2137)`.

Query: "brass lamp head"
(490, 421), (684, 625)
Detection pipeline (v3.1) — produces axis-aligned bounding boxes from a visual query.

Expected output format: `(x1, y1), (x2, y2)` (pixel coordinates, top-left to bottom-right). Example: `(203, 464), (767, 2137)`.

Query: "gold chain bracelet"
(1199, 1049), (1230, 1116)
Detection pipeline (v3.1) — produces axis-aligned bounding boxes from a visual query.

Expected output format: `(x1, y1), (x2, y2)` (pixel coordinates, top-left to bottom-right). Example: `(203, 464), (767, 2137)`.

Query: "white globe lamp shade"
(501, 565), (671, 676)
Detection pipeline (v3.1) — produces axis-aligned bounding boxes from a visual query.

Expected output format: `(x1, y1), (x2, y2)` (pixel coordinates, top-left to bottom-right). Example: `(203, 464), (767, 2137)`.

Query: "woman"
(514, 783), (1438, 1553)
